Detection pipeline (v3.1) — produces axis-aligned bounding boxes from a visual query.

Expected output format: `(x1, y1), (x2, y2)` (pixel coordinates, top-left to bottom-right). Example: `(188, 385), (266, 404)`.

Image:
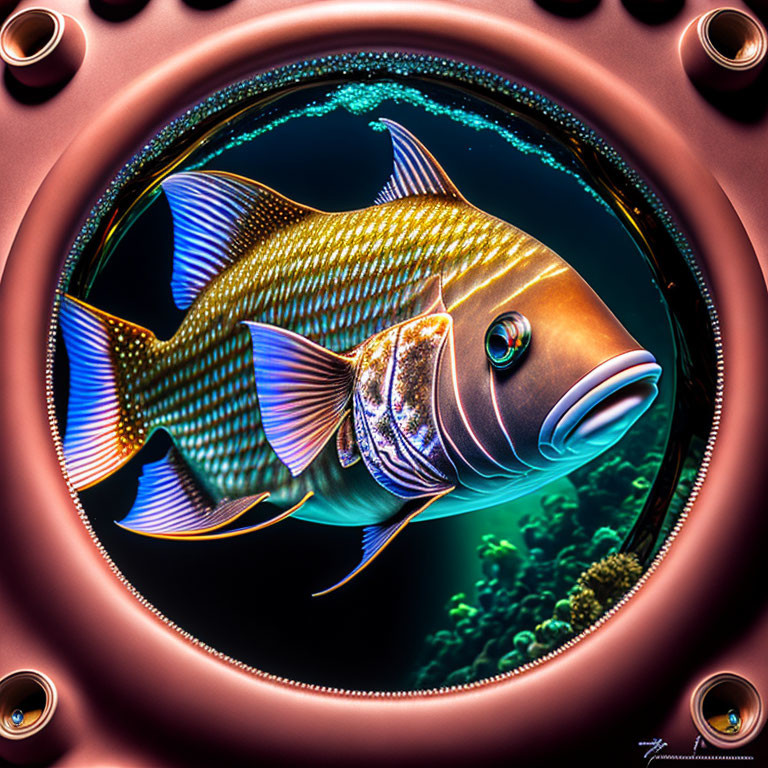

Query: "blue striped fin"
(375, 119), (463, 205)
(116, 447), (270, 536)
(60, 296), (150, 490)
(312, 488), (453, 596)
(161, 171), (315, 310)
(243, 322), (356, 477)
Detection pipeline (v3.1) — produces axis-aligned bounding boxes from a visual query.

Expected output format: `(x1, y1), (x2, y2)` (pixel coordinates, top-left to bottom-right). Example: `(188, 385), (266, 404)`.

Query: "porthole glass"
(48, 54), (717, 692)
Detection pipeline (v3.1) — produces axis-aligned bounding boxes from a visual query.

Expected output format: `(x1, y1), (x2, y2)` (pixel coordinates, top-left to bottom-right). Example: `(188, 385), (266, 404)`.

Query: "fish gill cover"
(48, 54), (715, 692)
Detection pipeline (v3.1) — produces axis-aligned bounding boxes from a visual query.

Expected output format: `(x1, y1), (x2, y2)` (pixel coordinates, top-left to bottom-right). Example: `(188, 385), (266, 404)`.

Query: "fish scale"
(134, 198), (510, 503)
(57, 119), (660, 596)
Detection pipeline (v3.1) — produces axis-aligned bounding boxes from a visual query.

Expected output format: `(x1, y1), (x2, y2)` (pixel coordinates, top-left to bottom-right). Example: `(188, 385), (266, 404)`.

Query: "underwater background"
(51, 72), (694, 692)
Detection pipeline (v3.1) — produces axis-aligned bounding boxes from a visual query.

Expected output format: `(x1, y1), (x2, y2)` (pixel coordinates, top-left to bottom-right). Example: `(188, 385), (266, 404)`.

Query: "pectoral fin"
(312, 487), (453, 597)
(244, 322), (356, 477)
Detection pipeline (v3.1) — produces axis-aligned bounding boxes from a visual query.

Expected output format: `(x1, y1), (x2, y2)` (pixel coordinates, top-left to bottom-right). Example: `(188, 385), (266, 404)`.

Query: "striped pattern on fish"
(58, 119), (660, 594)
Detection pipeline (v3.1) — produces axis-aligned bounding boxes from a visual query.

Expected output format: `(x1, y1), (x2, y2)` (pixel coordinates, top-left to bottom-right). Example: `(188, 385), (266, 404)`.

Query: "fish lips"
(538, 350), (662, 461)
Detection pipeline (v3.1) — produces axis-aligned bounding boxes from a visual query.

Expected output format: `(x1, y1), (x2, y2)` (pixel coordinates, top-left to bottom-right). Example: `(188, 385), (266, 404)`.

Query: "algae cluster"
(413, 405), (696, 689)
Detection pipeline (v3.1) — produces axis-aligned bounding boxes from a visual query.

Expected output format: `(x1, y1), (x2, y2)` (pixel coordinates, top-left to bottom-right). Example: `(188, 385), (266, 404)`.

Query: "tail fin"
(59, 295), (155, 490)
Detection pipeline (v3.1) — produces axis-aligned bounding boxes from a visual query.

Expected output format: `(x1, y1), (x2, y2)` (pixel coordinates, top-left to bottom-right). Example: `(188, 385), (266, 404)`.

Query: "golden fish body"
(59, 120), (660, 593)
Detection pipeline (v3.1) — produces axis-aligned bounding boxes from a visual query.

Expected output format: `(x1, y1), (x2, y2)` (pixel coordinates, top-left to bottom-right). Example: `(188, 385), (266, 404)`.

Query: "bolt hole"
(706, 10), (764, 64)
(692, 673), (763, 748)
(0, 671), (56, 740)
(0, 9), (61, 63)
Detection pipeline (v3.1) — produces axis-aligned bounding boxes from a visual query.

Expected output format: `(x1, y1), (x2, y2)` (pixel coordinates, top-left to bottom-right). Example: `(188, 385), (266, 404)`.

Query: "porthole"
(48, 54), (715, 692)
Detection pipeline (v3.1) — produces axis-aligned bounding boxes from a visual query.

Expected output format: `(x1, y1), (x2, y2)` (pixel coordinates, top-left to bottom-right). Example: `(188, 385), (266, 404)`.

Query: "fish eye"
(484, 312), (531, 370)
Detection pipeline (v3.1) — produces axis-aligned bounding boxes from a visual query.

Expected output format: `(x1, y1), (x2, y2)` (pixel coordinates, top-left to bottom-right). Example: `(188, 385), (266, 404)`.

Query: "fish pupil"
(488, 328), (512, 360)
(10, 709), (23, 727)
(485, 312), (531, 370)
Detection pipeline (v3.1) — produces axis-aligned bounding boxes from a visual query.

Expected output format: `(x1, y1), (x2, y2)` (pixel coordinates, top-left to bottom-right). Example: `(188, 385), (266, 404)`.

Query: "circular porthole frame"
(0, 2), (767, 764)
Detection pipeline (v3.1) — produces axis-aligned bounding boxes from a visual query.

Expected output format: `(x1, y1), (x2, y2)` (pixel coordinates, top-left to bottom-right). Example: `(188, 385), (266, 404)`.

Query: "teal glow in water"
(189, 81), (609, 213)
(50, 55), (716, 692)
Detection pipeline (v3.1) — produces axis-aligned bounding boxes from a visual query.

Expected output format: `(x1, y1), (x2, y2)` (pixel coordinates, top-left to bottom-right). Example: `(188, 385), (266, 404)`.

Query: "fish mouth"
(538, 350), (662, 461)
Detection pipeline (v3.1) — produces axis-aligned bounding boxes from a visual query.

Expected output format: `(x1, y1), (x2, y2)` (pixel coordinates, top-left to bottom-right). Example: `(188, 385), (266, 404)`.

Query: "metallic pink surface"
(679, 8), (767, 91)
(0, 8), (86, 88)
(0, 1), (766, 766)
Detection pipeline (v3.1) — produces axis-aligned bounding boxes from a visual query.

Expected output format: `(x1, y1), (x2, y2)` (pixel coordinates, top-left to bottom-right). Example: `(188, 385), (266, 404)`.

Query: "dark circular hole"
(0, 671), (55, 738)
(702, 680), (751, 733)
(707, 11), (763, 62)
(692, 674), (763, 747)
(1, 10), (58, 61)
(488, 330), (509, 359)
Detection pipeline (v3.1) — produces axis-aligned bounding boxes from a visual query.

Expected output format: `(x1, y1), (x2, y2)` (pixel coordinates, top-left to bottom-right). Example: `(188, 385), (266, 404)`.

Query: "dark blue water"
(54, 77), (679, 691)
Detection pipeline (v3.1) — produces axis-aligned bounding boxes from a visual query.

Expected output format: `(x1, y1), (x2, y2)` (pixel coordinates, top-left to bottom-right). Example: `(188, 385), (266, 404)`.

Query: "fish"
(59, 119), (662, 595)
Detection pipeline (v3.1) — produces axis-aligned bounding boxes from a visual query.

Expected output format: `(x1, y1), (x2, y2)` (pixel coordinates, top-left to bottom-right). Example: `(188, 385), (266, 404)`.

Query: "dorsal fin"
(161, 171), (318, 310)
(375, 119), (465, 205)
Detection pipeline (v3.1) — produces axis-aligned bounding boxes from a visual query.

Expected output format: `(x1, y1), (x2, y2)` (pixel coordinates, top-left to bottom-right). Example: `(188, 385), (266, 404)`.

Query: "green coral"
(569, 587), (602, 634)
(569, 553), (643, 632)
(447, 593), (479, 622)
(477, 534), (523, 584)
(412, 404), (698, 690)
(554, 599), (572, 622)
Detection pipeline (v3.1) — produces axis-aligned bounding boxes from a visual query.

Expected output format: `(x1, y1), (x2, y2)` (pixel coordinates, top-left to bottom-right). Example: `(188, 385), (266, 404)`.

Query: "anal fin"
(312, 487), (453, 597)
(157, 492), (313, 541)
(116, 447), (311, 540)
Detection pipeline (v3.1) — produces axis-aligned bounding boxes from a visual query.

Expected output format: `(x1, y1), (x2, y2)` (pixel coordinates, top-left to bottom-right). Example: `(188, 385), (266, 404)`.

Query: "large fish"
(59, 120), (661, 594)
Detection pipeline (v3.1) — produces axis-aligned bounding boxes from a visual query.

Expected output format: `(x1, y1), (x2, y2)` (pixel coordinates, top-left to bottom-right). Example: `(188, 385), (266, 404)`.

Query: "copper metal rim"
(698, 8), (767, 70)
(0, 2), (766, 763)
(0, 7), (64, 67)
(691, 673), (763, 749)
(0, 671), (57, 742)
